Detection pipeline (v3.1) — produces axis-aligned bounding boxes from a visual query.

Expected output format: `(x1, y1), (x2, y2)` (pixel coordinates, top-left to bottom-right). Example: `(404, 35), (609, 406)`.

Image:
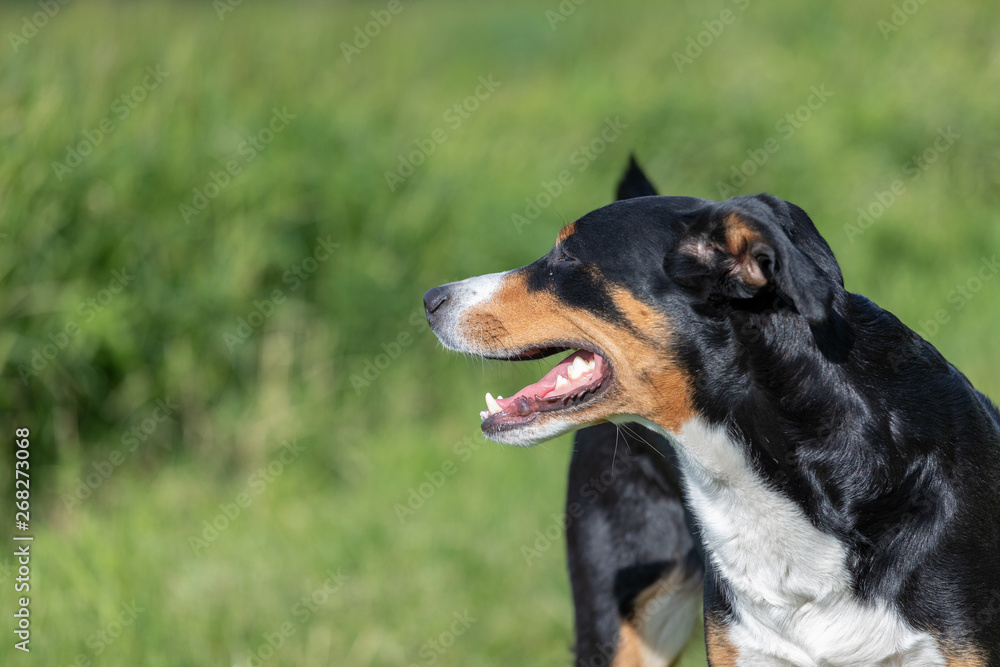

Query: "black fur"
(563, 158), (1000, 661)
(429, 155), (1000, 663)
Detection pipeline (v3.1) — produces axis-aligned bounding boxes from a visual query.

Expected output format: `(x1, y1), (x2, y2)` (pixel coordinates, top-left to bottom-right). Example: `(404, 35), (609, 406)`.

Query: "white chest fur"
(628, 416), (945, 666)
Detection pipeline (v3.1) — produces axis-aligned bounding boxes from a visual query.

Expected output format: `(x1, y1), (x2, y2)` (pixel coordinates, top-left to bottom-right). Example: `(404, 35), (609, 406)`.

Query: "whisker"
(613, 424), (621, 473)
(619, 422), (667, 460)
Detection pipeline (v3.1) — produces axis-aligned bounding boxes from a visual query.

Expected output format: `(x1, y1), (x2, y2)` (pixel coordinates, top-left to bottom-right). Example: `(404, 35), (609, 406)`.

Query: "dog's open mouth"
(479, 348), (612, 433)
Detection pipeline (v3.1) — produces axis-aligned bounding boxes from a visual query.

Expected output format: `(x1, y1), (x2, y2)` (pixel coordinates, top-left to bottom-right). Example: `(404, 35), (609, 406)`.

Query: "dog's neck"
(618, 414), (945, 664)
(690, 305), (859, 482)
(621, 411), (858, 614)
(625, 298), (961, 603)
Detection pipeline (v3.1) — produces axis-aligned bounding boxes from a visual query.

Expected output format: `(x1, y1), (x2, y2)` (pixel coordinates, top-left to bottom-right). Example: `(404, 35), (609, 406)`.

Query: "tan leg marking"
(612, 567), (703, 667)
(704, 617), (740, 667)
(612, 623), (646, 667)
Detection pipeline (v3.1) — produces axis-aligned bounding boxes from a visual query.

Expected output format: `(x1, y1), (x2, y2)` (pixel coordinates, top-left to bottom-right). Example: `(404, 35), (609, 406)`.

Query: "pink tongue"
(496, 350), (601, 410)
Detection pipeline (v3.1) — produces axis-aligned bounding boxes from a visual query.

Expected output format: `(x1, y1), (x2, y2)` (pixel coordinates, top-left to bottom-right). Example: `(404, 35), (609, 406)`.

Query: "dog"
(424, 157), (1000, 666)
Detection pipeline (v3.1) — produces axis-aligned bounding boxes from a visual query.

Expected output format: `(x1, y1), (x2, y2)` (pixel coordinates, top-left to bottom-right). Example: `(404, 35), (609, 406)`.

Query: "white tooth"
(586, 358), (596, 370)
(486, 393), (503, 415)
(480, 410), (489, 421)
(568, 356), (588, 380)
(555, 375), (568, 390)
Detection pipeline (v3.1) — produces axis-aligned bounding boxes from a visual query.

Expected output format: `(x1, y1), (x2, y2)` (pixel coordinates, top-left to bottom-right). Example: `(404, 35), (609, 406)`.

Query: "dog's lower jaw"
(483, 410), (679, 447)
(482, 413), (601, 447)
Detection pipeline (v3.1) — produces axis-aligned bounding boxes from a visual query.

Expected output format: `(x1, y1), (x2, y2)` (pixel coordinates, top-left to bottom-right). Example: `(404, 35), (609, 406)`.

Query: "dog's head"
(425, 158), (843, 446)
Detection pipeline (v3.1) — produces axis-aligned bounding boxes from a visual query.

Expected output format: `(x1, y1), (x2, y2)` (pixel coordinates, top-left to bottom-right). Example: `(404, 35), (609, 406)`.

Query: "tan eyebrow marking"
(556, 221), (576, 244)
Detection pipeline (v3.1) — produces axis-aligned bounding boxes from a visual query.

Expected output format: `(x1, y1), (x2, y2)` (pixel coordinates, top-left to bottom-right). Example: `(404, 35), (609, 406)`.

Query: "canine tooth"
(485, 393), (502, 415)
(568, 356), (589, 380)
(555, 375), (568, 390)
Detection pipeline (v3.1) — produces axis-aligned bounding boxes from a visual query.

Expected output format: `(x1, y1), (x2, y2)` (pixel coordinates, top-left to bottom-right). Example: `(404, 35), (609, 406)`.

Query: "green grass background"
(2, 0), (1000, 664)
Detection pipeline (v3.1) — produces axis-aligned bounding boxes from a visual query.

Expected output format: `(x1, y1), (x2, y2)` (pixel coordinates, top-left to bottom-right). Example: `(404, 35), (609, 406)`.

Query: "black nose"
(423, 285), (450, 317)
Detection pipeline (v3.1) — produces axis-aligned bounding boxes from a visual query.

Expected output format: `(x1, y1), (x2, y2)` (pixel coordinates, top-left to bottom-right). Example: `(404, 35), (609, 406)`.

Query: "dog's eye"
(557, 249), (577, 264)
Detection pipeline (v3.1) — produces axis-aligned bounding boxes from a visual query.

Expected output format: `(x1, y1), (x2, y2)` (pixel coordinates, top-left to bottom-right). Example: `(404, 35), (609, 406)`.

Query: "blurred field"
(2, 0), (999, 664)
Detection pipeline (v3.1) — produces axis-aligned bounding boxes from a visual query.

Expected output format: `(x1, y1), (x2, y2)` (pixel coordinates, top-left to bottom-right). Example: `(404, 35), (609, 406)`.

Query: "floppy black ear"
(671, 197), (835, 326)
(616, 154), (658, 200)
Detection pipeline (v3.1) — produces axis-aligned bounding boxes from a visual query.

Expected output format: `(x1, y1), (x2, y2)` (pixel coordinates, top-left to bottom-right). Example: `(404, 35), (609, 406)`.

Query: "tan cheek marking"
(557, 221), (577, 244)
(609, 287), (660, 332)
(458, 271), (576, 351)
(639, 368), (696, 433)
(459, 273), (696, 431)
(705, 617), (740, 666)
(608, 289), (695, 432)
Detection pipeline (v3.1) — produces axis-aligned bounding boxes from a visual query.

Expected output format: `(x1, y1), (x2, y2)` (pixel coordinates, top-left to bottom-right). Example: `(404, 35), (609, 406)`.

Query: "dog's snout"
(423, 285), (450, 318)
